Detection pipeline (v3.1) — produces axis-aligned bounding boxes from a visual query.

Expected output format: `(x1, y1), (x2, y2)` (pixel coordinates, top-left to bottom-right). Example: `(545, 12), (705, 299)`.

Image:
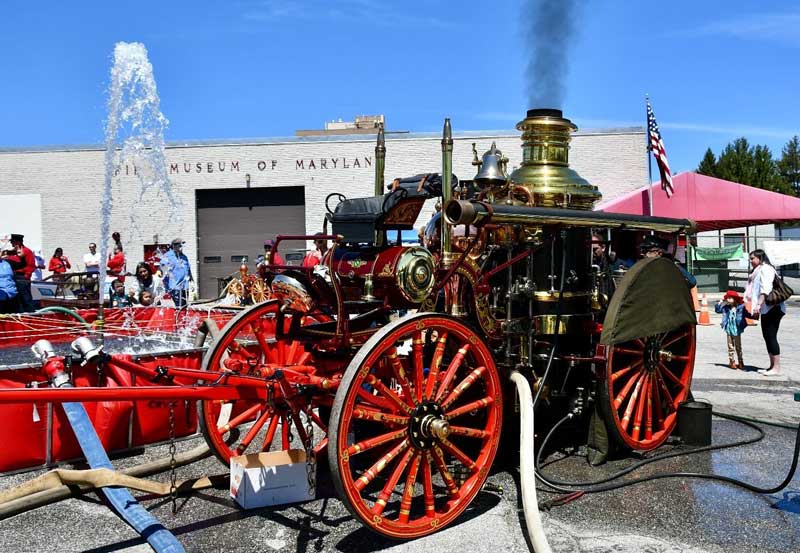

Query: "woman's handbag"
(766, 274), (793, 305)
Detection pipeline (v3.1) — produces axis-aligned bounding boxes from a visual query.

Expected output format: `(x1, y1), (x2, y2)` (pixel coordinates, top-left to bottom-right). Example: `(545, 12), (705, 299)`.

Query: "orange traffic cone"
(697, 293), (712, 326)
(690, 286), (700, 312)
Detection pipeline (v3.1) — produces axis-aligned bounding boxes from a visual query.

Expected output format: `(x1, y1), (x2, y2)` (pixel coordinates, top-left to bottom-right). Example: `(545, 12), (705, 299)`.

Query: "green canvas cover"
(600, 257), (696, 345)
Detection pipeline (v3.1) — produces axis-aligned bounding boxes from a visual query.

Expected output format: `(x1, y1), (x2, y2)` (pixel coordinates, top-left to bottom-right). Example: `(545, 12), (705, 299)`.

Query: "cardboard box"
(230, 449), (315, 509)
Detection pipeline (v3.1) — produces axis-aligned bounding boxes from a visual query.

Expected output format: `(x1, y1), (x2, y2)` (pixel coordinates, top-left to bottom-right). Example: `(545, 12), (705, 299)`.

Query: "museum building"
(0, 121), (647, 297)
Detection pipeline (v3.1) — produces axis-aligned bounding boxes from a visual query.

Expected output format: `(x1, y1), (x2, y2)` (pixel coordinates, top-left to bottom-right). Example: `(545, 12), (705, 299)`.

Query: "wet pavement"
(0, 302), (798, 552)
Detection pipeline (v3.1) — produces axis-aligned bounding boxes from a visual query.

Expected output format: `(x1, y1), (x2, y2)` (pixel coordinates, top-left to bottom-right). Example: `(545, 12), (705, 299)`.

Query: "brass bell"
(473, 142), (508, 187)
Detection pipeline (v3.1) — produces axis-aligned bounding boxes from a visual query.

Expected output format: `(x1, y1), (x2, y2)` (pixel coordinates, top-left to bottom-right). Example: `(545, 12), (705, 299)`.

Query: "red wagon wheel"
(328, 313), (503, 539)
(599, 323), (696, 451)
(199, 300), (325, 464)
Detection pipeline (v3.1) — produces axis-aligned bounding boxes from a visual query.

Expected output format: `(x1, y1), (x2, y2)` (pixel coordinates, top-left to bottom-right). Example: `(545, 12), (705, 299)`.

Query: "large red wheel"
(328, 313), (503, 539)
(599, 323), (696, 451)
(199, 300), (327, 464)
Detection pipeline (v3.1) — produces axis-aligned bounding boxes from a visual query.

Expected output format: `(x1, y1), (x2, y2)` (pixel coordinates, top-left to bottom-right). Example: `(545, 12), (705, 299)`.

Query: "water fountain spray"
(98, 42), (179, 344)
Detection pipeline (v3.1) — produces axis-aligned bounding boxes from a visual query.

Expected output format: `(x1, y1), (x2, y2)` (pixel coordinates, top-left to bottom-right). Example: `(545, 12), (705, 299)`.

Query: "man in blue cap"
(159, 238), (193, 308)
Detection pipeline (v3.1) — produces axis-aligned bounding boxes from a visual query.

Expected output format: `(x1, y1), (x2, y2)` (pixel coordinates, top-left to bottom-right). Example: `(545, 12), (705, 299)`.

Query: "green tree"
(696, 148), (717, 176)
(751, 144), (781, 191)
(777, 136), (800, 195)
(715, 137), (754, 185)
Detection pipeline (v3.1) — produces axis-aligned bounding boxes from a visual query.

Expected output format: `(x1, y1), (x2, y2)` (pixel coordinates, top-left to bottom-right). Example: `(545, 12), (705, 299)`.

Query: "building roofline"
(0, 127), (644, 154)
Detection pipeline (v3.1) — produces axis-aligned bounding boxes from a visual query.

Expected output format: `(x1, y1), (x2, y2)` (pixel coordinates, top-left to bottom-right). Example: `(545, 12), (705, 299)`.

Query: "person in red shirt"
(9, 234), (36, 312)
(107, 244), (127, 282)
(302, 234), (329, 268)
(48, 247), (72, 277)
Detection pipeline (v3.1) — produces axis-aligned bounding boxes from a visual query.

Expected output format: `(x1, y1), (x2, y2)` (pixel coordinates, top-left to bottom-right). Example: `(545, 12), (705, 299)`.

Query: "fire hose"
(43, 335), (185, 553)
(511, 370), (553, 553)
(0, 442), (215, 519)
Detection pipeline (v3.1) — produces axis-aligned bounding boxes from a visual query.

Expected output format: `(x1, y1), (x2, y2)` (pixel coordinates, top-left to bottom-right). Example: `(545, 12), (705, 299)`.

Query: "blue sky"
(1, 0), (799, 174)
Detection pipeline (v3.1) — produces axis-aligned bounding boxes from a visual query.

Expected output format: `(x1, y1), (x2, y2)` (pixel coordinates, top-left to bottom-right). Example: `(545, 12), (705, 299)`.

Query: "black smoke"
(524, 0), (577, 109)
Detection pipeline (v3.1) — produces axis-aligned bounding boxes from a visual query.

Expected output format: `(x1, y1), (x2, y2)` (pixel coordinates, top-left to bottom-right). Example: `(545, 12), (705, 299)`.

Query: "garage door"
(196, 187), (306, 298)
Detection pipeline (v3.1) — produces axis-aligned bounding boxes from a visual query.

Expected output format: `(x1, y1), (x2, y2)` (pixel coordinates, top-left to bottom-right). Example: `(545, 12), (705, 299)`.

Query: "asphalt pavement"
(0, 301), (799, 553)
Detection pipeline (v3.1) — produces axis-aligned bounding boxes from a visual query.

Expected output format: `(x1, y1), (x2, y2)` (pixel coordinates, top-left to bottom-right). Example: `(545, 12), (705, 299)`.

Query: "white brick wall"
(0, 127), (646, 275)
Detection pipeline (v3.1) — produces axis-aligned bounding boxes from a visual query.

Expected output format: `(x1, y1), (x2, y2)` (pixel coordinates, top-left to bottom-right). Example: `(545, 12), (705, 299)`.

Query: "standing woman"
(48, 248), (71, 276)
(744, 249), (786, 376)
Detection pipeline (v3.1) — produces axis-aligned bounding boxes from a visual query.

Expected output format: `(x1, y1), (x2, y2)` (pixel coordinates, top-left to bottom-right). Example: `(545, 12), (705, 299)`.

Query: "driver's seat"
(328, 190), (423, 244)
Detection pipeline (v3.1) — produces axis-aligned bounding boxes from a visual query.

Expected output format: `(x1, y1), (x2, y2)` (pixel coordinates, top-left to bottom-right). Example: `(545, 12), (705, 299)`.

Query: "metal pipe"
(0, 384), (264, 403)
(440, 118), (455, 267)
(444, 199), (695, 234)
(375, 123), (386, 196)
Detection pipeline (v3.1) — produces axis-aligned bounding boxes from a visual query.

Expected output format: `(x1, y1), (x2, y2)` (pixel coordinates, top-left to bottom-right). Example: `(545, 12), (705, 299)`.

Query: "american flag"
(647, 99), (674, 198)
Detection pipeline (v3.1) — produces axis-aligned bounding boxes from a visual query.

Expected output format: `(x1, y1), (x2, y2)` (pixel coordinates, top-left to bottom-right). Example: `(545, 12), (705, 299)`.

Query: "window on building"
(724, 233), (744, 247)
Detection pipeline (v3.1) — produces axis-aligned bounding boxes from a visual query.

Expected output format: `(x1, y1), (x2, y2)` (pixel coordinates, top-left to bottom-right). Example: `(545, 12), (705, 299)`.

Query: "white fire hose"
(510, 370), (553, 553)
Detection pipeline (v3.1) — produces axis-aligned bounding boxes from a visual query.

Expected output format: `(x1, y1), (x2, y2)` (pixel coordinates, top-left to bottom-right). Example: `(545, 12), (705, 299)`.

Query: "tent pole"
(645, 95), (654, 216)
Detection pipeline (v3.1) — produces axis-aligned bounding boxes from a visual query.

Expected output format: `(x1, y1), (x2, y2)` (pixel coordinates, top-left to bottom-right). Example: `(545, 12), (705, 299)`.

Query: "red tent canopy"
(595, 172), (800, 232)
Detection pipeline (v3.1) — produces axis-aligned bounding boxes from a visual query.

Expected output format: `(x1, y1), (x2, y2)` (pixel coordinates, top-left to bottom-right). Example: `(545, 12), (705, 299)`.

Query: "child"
(714, 290), (747, 369)
(109, 278), (132, 308)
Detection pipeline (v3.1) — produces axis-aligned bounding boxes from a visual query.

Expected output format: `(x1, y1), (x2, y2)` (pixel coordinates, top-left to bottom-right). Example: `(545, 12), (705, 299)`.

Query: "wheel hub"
(644, 336), (662, 371)
(408, 402), (447, 449)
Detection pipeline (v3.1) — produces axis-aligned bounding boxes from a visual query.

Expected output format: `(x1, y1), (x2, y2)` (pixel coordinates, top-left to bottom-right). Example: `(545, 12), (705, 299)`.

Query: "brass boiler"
(507, 108), (601, 210)
(469, 109), (603, 333)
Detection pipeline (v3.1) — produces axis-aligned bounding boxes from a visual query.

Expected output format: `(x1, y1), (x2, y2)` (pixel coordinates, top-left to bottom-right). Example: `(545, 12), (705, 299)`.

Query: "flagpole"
(645, 94), (654, 217)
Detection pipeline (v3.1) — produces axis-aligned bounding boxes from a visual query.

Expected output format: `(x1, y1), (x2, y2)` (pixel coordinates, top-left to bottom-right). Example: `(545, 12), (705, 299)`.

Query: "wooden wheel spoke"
(610, 359), (643, 383)
(654, 371), (676, 413)
(633, 338), (647, 349)
(356, 386), (398, 412)
(372, 448), (415, 515)
(228, 339), (257, 360)
(251, 322), (273, 361)
(234, 408), (274, 455)
(620, 374), (644, 432)
(439, 438), (477, 472)
(658, 361), (685, 389)
(644, 375), (653, 440)
(651, 375), (665, 429)
(422, 453), (435, 517)
(347, 428), (407, 458)
(260, 411), (281, 452)
(448, 425), (489, 439)
(435, 344), (471, 402)
(365, 374), (414, 414)
(669, 354), (690, 362)
(412, 332), (424, 403)
(445, 396), (493, 420)
(424, 331), (449, 400)
(441, 365), (487, 411)
(387, 348), (415, 404)
(614, 347), (644, 355)
(662, 330), (689, 349)
(632, 375), (649, 441)
(217, 402), (262, 433)
(430, 445), (459, 497)
(614, 370), (643, 409)
(398, 452), (422, 524)
(355, 439), (410, 492)
(352, 406), (410, 427)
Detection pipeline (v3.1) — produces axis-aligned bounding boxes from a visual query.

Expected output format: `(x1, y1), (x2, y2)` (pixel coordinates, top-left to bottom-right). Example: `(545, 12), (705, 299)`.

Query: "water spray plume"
(99, 42), (181, 313)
